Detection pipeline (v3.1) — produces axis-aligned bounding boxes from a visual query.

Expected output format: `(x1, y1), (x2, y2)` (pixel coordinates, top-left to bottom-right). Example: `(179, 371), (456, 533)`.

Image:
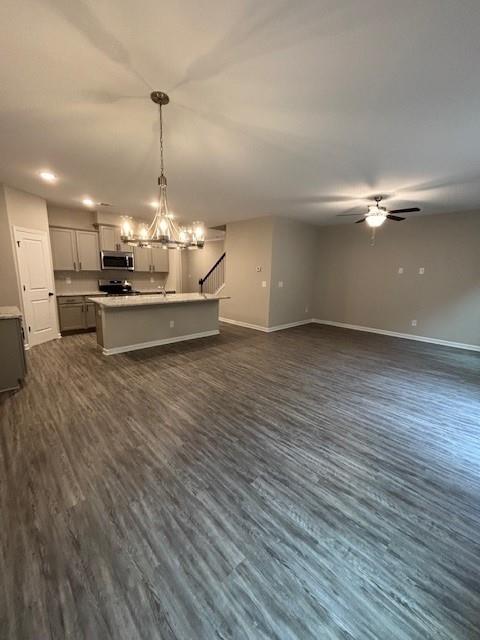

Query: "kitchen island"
(88, 293), (228, 355)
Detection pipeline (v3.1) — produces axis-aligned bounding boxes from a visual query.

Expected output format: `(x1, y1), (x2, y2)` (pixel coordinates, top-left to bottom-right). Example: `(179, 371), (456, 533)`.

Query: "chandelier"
(121, 91), (205, 249)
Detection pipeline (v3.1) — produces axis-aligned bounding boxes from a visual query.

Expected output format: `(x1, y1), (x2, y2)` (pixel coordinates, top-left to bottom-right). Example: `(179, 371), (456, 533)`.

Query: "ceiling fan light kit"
(338, 196), (421, 231)
(120, 91), (205, 250)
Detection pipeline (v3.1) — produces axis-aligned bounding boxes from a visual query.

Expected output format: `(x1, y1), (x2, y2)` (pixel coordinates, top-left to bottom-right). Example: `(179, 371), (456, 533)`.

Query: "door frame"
(13, 226), (60, 348)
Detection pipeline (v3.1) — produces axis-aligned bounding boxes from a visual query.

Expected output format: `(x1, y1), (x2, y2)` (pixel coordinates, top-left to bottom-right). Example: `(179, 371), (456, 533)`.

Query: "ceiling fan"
(338, 196), (421, 228)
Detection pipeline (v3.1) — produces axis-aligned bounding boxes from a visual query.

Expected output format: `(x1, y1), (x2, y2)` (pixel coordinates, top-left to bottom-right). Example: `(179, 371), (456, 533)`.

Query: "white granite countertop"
(0, 306), (22, 320)
(88, 292), (229, 308)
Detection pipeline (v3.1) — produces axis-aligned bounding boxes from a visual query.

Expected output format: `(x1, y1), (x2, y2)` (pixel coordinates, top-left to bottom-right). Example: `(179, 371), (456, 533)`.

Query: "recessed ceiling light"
(39, 170), (57, 183)
(82, 198), (95, 207)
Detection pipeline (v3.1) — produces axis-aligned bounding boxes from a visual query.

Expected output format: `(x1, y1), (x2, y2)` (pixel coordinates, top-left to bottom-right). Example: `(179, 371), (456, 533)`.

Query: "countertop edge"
(87, 295), (229, 308)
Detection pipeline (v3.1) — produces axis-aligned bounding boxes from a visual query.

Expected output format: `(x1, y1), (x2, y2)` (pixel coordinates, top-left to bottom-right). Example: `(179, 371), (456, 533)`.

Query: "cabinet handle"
(73, 261), (77, 271)
(79, 261), (82, 270)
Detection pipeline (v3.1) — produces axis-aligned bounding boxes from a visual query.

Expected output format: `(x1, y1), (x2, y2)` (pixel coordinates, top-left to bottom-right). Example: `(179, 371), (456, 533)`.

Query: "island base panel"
(97, 300), (220, 354)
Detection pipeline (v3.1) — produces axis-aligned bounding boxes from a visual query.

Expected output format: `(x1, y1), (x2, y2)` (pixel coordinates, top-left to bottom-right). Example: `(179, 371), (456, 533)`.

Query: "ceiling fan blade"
(388, 207), (420, 214)
(355, 218), (366, 224)
(386, 214), (405, 221)
(336, 213), (363, 217)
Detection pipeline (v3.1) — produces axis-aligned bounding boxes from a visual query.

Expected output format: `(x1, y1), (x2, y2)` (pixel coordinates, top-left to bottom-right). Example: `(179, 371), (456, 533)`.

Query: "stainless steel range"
(98, 279), (140, 296)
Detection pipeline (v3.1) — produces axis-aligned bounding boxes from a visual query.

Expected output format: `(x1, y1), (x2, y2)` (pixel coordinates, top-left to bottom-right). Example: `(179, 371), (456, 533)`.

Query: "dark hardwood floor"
(1, 322), (479, 639)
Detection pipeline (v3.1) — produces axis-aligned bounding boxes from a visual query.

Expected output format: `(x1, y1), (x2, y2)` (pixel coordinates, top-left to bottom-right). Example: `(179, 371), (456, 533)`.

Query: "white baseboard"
(267, 319), (313, 332)
(312, 319), (480, 352)
(219, 317), (312, 333)
(219, 317), (269, 332)
(102, 329), (220, 356)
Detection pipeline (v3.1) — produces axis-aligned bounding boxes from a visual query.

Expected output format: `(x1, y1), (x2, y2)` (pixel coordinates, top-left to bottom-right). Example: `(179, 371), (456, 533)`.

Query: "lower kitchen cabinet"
(85, 302), (96, 328)
(57, 296), (97, 333)
(0, 310), (27, 393)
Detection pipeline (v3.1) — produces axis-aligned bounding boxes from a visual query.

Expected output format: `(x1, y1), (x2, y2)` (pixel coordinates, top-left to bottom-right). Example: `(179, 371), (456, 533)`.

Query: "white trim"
(219, 317), (269, 332)
(102, 329), (220, 355)
(214, 282), (226, 295)
(219, 317), (312, 333)
(312, 319), (480, 352)
(267, 319), (312, 333)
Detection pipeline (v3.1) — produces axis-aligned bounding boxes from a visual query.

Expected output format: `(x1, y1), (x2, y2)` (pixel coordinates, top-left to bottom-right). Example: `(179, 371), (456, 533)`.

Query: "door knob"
(48, 292), (54, 296)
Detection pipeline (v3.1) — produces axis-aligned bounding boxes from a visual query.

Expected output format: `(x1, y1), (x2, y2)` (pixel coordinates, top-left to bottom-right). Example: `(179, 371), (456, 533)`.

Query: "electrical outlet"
(150, 276), (155, 283)
(398, 267), (404, 274)
(169, 320), (174, 328)
(411, 319), (417, 327)
(261, 280), (267, 288)
(65, 277), (72, 284)
(278, 280), (284, 288)
(418, 267), (425, 275)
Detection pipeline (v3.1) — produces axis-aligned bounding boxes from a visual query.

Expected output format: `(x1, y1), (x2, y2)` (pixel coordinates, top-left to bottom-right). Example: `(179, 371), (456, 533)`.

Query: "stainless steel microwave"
(100, 250), (135, 271)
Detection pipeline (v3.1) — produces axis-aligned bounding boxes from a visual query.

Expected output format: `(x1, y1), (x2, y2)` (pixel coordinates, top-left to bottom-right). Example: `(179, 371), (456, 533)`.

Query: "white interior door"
(14, 227), (59, 347)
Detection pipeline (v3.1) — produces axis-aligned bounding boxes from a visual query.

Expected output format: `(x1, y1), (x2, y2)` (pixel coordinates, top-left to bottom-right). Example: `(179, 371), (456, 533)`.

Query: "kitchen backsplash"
(54, 270), (168, 293)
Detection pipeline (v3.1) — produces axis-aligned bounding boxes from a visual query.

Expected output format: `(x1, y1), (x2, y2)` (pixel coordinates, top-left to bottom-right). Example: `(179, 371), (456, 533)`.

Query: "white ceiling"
(1, 0), (480, 227)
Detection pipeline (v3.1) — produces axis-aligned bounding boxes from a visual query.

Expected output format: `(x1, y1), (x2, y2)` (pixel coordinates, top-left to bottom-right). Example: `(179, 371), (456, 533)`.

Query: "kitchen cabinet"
(99, 225), (129, 252)
(57, 296), (97, 333)
(50, 228), (100, 272)
(0, 309), (27, 393)
(85, 302), (96, 328)
(133, 246), (151, 272)
(151, 247), (169, 272)
(133, 246), (169, 272)
(50, 228), (77, 271)
(76, 231), (100, 271)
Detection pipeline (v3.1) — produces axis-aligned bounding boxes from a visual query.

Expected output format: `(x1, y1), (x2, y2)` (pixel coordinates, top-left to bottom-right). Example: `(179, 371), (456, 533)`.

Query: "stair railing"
(199, 252), (226, 294)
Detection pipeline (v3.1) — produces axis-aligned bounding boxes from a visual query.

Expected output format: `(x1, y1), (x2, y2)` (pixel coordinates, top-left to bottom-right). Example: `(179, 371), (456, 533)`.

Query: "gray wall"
(269, 218), (317, 327)
(47, 205), (96, 230)
(0, 184), (52, 308)
(313, 211), (480, 346)
(182, 239), (225, 293)
(0, 186), (20, 306)
(220, 217), (274, 327)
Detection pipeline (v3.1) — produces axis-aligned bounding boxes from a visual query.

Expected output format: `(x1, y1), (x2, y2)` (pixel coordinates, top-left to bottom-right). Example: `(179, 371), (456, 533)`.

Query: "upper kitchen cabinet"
(50, 228), (77, 270)
(98, 225), (129, 252)
(76, 231), (100, 271)
(50, 227), (100, 271)
(151, 247), (169, 272)
(133, 246), (169, 272)
(133, 246), (151, 272)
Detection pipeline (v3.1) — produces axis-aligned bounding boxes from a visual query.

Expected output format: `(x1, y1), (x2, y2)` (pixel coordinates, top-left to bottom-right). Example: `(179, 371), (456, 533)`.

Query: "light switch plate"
(418, 267), (425, 275)
(411, 319), (417, 327)
(169, 320), (174, 328)
(398, 267), (404, 274)
(261, 281), (267, 288)
(278, 280), (284, 288)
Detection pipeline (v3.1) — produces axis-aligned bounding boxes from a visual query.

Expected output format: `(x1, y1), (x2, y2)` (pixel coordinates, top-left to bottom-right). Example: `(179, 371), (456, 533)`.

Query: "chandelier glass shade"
(121, 91), (205, 250)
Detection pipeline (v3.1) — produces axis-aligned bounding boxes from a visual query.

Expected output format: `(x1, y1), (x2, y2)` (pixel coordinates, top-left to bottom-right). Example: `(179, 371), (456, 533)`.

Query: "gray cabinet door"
(99, 226), (117, 251)
(133, 246), (151, 272)
(59, 304), (85, 331)
(151, 247), (169, 272)
(76, 231), (100, 271)
(85, 303), (96, 328)
(0, 317), (26, 392)
(50, 228), (77, 271)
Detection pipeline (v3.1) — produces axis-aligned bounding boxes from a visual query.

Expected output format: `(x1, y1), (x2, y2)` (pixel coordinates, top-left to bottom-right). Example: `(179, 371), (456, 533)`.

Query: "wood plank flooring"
(1, 322), (479, 639)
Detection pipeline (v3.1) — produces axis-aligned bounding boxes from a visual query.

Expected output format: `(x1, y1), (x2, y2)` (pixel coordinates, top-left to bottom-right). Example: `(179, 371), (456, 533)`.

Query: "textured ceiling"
(1, 0), (480, 227)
